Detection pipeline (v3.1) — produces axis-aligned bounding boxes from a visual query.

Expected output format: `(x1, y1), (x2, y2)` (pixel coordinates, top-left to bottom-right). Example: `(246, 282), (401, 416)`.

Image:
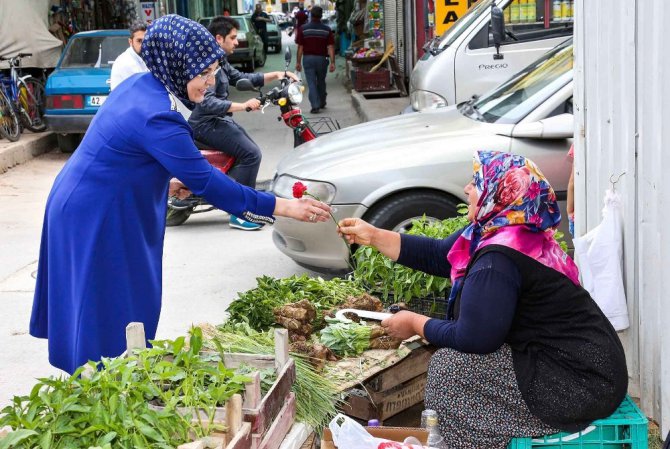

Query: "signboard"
(140, 2), (157, 23)
(435, 0), (470, 36)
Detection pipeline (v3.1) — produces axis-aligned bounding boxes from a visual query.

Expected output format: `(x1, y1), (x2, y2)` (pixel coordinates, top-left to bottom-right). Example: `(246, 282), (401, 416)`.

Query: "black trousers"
(192, 118), (262, 189)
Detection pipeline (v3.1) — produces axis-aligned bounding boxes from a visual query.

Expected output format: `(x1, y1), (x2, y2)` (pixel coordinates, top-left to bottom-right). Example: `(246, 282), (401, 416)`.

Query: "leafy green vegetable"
(353, 214), (469, 302)
(226, 275), (365, 330)
(0, 328), (249, 449)
(319, 320), (371, 357)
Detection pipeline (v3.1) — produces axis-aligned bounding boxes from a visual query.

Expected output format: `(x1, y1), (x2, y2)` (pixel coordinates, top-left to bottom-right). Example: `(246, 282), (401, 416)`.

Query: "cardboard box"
(321, 426), (428, 449)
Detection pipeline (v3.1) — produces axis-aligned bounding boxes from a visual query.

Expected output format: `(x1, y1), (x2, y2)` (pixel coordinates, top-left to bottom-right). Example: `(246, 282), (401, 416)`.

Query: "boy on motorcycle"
(188, 16), (299, 230)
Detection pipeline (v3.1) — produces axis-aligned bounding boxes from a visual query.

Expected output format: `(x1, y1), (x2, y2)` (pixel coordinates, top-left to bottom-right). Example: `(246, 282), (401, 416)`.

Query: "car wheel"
(364, 190), (460, 233)
(257, 48), (266, 67)
(166, 207), (193, 226)
(56, 133), (82, 153)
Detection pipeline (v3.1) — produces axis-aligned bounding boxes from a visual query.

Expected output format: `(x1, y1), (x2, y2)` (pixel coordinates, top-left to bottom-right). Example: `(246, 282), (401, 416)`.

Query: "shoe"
(168, 196), (195, 210)
(229, 215), (264, 231)
(310, 108), (320, 114)
(320, 102), (327, 109)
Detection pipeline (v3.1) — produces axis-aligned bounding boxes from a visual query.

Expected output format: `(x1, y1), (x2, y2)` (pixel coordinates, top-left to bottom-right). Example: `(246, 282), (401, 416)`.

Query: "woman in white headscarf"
(29, 15), (330, 375)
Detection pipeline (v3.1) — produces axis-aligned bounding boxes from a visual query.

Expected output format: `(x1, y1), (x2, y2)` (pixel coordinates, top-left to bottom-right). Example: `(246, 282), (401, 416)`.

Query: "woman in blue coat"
(29, 15), (331, 375)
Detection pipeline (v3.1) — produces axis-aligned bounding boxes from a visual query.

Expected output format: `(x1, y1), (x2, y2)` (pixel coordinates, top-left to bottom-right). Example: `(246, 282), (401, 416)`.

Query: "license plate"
(87, 95), (107, 107)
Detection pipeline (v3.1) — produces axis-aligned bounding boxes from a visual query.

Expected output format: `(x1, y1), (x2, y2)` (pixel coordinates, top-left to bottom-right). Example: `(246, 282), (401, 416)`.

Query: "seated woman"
(338, 151), (627, 449)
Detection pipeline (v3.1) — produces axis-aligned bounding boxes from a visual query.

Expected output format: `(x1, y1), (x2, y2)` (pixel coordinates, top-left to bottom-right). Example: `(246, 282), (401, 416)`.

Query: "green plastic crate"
(508, 395), (648, 449)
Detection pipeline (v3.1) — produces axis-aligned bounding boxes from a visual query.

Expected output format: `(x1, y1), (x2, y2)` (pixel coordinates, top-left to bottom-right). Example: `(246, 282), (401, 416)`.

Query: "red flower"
(292, 182), (308, 199)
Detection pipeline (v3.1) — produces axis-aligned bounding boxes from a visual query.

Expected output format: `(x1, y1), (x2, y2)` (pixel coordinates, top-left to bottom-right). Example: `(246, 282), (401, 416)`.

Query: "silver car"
(271, 40), (574, 272)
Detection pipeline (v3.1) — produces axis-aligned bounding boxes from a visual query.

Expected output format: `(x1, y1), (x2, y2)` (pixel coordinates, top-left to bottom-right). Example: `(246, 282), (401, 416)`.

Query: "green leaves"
(0, 327), (250, 448)
(226, 275), (365, 331)
(319, 321), (372, 357)
(353, 214), (469, 303)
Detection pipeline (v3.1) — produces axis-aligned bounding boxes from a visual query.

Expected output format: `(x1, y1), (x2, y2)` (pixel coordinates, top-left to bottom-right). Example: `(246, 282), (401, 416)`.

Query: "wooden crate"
(178, 394), (252, 449)
(340, 345), (435, 422)
(124, 323), (296, 449)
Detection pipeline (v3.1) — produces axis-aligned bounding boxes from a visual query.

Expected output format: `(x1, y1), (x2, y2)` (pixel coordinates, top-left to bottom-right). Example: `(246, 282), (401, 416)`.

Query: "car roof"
(70, 29), (129, 38)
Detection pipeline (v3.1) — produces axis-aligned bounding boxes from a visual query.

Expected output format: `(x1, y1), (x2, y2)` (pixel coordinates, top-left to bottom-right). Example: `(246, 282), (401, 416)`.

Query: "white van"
(408, 0), (572, 112)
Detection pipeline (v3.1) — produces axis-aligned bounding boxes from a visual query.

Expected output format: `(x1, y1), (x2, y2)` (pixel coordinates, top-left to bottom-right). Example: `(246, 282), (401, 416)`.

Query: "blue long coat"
(29, 73), (276, 374)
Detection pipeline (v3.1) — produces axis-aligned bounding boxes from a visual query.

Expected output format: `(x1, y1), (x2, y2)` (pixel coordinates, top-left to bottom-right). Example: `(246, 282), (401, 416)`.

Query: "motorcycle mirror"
(235, 79), (257, 92)
(284, 46), (292, 64)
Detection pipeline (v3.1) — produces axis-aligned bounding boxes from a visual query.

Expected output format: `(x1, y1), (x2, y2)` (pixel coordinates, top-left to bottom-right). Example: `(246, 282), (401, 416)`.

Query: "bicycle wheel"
(19, 78), (47, 132)
(0, 88), (20, 142)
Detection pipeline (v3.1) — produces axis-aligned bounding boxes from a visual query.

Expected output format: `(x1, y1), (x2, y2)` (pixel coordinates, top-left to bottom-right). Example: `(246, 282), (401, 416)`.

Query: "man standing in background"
(110, 21), (148, 90)
(251, 4), (271, 56)
(295, 6), (335, 113)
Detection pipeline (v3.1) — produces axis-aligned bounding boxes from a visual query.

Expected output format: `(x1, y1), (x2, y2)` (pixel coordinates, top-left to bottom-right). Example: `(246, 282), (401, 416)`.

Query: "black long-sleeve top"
(397, 230), (521, 354)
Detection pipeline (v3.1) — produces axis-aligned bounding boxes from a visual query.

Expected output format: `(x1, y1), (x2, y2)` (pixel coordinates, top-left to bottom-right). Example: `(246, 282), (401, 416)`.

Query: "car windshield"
(61, 36), (128, 68)
(464, 41), (573, 124)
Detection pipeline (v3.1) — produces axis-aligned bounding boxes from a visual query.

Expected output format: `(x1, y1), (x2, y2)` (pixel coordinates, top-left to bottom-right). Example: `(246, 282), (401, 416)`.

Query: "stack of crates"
(508, 395), (648, 449)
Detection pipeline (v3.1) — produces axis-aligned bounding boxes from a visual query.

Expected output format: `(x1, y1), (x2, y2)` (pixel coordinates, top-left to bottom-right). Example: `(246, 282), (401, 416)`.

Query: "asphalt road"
(0, 32), (360, 406)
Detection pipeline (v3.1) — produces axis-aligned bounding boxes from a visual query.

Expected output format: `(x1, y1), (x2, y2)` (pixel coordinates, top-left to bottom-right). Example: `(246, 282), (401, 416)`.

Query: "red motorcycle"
(166, 48), (339, 226)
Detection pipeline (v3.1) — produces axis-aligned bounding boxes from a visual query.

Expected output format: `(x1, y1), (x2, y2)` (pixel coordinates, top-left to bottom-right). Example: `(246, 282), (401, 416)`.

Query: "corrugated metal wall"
(574, 0), (670, 435)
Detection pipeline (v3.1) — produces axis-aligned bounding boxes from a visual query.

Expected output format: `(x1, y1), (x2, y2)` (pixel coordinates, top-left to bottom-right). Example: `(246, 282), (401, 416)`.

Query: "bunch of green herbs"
(226, 274), (365, 331)
(319, 320), (371, 357)
(353, 213), (469, 303)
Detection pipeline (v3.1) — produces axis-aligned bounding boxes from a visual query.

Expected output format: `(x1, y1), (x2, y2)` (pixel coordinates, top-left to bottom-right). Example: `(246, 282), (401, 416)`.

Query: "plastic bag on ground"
(328, 414), (425, 449)
(573, 189), (630, 330)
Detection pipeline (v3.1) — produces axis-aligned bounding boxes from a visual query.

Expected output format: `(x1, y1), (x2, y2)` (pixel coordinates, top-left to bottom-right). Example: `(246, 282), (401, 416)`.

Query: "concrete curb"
(0, 133), (56, 174)
(350, 91), (371, 123)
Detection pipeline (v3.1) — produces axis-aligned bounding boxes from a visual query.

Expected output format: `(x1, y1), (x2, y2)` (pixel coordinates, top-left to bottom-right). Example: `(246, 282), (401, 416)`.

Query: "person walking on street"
(251, 3), (271, 57)
(188, 16), (299, 230)
(289, 2), (308, 37)
(295, 6), (335, 114)
(110, 21), (148, 90)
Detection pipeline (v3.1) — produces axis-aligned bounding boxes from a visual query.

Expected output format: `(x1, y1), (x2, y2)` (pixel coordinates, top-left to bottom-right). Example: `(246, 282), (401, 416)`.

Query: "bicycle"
(0, 82), (20, 142)
(0, 53), (47, 141)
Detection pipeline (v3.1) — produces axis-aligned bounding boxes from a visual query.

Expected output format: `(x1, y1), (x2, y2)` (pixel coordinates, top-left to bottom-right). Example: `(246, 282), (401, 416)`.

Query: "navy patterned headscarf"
(141, 14), (224, 107)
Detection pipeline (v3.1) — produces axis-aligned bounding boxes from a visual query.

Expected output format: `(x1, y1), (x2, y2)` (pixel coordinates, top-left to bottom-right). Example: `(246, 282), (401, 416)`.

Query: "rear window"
(61, 36), (128, 68)
(231, 17), (250, 32)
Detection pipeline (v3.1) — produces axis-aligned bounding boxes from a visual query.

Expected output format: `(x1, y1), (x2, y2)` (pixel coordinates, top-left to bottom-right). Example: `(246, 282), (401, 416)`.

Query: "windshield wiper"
(422, 36), (447, 56)
(460, 98), (485, 121)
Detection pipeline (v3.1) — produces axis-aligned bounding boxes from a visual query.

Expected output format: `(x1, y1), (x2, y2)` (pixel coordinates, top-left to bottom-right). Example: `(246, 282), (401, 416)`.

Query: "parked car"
(44, 30), (128, 153)
(271, 40), (574, 272)
(270, 11), (291, 30)
(199, 15), (266, 71)
(266, 15), (282, 54)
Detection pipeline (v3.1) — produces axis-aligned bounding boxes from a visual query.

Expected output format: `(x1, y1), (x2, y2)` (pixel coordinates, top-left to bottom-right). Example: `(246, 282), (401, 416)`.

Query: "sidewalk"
(0, 132), (55, 174)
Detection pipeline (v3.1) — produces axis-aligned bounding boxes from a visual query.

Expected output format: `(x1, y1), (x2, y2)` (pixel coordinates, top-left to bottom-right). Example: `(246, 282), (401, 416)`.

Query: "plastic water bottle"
(422, 410), (445, 448)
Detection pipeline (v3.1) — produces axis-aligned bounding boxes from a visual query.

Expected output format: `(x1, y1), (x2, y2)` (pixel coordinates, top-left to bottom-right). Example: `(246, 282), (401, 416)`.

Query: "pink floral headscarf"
(445, 151), (580, 318)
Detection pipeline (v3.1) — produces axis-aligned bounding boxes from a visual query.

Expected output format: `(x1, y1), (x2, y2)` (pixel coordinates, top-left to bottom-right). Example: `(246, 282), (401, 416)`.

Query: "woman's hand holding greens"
(338, 218), (402, 261)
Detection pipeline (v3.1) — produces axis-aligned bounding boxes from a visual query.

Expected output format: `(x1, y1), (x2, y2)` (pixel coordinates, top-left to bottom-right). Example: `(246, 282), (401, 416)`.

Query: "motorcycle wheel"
(166, 207), (193, 226)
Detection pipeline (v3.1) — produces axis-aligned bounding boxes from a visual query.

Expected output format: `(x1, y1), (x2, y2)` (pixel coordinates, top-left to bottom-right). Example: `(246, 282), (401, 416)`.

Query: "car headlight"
(272, 174), (336, 202)
(410, 90), (448, 111)
(287, 83), (303, 104)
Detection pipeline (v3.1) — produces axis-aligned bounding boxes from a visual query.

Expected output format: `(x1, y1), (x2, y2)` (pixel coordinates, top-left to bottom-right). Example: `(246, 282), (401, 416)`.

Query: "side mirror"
(491, 5), (505, 60)
(235, 78), (257, 92)
(510, 114), (574, 139)
(284, 46), (292, 63)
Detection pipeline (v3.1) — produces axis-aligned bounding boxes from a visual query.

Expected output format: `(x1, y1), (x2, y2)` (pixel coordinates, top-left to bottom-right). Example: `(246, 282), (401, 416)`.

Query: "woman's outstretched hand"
(337, 217), (378, 245)
(274, 197), (331, 223)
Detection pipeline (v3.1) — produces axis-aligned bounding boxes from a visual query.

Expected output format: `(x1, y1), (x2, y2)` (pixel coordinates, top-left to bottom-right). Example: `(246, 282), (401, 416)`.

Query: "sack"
(573, 189), (630, 331)
(328, 414), (424, 449)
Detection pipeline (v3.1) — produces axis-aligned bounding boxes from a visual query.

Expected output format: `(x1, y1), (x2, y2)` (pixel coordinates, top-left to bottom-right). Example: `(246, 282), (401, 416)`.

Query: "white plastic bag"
(573, 189), (630, 330)
(328, 414), (424, 449)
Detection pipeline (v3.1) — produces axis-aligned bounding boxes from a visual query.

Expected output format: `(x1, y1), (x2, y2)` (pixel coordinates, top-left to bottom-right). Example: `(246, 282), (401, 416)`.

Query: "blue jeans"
(303, 55), (328, 110)
(192, 118), (262, 188)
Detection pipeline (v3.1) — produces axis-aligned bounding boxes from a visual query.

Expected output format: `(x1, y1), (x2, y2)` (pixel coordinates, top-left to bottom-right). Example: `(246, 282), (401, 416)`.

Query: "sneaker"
(229, 215), (264, 231)
(320, 102), (327, 109)
(168, 196), (195, 210)
(310, 108), (320, 114)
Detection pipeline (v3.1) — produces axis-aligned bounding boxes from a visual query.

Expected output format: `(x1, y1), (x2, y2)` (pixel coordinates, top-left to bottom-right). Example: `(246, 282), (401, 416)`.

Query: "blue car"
(45, 30), (128, 152)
